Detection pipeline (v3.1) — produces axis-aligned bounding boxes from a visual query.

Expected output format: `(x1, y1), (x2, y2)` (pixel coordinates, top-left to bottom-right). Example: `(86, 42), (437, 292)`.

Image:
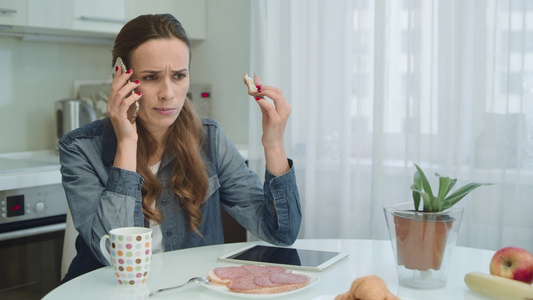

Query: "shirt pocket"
(202, 175), (220, 204)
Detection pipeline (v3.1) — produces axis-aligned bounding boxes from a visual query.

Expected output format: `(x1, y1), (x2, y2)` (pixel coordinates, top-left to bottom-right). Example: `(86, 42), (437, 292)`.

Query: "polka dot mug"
(99, 227), (153, 286)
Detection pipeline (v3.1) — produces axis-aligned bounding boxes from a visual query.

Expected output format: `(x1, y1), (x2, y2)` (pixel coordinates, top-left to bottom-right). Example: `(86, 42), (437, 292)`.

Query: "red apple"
(490, 246), (533, 284)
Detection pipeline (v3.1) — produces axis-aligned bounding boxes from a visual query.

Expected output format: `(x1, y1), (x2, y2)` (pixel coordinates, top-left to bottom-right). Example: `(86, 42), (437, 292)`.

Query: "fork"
(149, 276), (209, 297)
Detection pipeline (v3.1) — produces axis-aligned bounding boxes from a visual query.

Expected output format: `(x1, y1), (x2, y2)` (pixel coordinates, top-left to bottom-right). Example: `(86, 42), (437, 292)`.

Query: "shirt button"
(162, 199), (167, 206)
(166, 230), (172, 237)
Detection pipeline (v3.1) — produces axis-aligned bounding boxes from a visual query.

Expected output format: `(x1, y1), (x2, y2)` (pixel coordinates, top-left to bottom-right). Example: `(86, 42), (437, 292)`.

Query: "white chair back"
(61, 207), (78, 279)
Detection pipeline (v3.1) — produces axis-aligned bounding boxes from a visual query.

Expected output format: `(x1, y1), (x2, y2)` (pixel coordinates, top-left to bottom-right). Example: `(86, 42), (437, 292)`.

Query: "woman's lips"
(154, 107), (175, 115)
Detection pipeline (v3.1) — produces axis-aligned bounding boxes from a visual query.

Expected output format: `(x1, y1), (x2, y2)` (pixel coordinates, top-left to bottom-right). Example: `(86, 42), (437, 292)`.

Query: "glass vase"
(384, 202), (464, 289)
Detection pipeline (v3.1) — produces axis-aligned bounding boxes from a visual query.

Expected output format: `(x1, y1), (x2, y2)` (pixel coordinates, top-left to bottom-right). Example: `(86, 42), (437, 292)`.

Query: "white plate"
(312, 295), (416, 300)
(203, 272), (319, 298)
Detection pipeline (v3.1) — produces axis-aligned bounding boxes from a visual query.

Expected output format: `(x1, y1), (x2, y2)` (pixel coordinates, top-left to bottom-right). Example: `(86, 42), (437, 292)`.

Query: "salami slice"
(213, 266), (251, 280)
(210, 264), (311, 294)
(269, 272), (310, 284)
(228, 274), (261, 290)
(253, 274), (283, 287)
(242, 265), (287, 274)
(265, 266), (289, 273)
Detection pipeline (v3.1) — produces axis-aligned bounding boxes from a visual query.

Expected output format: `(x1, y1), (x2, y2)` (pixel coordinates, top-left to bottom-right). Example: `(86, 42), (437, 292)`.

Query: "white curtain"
(249, 0), (533, 251)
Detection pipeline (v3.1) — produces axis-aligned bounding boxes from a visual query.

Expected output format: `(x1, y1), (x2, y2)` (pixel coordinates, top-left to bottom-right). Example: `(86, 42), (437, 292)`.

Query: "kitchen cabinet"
(0, 0), (27, 27)
(27, 0), (127, 36)
(0, 0), (205, 41)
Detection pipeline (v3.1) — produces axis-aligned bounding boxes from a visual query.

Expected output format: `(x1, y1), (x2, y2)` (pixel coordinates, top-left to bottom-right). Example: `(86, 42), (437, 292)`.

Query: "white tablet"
(218, 245), (349, 271)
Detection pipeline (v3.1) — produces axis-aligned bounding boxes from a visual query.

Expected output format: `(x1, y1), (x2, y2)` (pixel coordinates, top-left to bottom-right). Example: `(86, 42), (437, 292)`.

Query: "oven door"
(0, 219), (66, 300)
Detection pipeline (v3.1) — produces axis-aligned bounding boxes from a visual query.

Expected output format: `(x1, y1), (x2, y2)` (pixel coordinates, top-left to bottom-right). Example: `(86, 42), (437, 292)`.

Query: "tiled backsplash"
(0, 36), (112, 153)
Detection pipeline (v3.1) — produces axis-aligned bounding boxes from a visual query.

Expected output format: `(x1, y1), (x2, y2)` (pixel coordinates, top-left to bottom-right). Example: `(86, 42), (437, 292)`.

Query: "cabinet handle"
(80, 15), (127, 24)
(0, 8), (17, 14)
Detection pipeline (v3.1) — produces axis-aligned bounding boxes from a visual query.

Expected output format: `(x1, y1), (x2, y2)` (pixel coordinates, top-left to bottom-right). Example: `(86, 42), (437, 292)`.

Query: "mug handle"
(99, 234), (112, 265)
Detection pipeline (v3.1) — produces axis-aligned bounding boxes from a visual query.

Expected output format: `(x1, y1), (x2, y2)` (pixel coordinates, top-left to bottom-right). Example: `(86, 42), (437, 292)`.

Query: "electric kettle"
(55, 99), (97, 140)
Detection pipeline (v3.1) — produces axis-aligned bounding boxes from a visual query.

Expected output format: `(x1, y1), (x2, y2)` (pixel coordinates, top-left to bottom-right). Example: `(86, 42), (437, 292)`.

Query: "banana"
(464, 272), (533, 300)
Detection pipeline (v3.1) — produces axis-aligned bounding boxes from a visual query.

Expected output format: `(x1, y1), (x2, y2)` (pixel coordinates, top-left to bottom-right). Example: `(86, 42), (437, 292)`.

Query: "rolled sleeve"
(105, 167), (145, 227)
(106, 167), (143, 197)
(58, 131), (144, 266)
(263, 159), (301, 244)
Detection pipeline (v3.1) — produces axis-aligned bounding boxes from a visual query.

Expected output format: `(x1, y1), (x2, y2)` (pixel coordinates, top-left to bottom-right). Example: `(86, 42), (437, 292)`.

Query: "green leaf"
(446, 178), (457, 196)
(412, 171), (422, 211)
(412, 191), (421, 211)
(421, 192), (433, 212)
(442, 182), (492, 208)
(414, 164), (434, 210)
(411, 186), (432, 212)
(411, 164), (491, 212)
(430, 195), (440, 211)
(440, 201), (452, 210)
(438, 176), (451, 201)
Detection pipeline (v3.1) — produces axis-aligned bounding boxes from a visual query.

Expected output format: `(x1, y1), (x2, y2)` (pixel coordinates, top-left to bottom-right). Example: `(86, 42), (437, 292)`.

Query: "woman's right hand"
(108, 66), (142, 171)
(108, 66), (141, 143)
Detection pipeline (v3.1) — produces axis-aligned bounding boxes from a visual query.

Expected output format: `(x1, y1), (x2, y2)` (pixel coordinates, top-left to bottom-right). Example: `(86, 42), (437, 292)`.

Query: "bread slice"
(243, 72), (260, 96)
(228, 281), (310, 294)
(207, 269), (229, 285)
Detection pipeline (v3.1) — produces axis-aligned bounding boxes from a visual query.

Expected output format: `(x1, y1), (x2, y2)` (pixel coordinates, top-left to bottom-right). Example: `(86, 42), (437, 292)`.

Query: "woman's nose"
(158, 79), (175, 101)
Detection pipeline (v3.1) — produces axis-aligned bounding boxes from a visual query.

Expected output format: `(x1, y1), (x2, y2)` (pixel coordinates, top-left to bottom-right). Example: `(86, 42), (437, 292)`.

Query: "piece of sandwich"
(243, 72), (263, 97)
(227, 272), (310, 294)
(207, 265), (310, 294)
(207, 265), (287, 285)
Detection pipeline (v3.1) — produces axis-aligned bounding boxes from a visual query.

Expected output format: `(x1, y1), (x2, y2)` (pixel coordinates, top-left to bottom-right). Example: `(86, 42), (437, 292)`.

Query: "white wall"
(190, 0), (251, 146)
(0, 0), (251, 153)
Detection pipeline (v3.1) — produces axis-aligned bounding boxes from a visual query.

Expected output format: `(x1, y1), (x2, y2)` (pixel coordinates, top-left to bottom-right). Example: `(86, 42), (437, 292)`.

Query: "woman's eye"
(144, 75), (157, 81)
(174, 73), (187, 80)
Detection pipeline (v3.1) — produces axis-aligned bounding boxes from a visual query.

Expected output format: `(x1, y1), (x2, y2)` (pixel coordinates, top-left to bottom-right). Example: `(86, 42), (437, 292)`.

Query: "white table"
(43, 239), (495, 300)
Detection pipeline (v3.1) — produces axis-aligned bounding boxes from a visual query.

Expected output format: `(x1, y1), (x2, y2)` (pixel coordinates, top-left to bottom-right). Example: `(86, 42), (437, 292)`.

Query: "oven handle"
(0, 222), (66, 241)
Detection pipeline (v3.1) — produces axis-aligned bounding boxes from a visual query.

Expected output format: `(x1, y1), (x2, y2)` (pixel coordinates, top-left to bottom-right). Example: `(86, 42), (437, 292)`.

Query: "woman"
(58, 14), (301, 282)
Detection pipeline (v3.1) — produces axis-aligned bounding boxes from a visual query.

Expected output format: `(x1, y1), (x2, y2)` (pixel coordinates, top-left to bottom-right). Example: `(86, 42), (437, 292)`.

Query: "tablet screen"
(219, 245), (348, 271)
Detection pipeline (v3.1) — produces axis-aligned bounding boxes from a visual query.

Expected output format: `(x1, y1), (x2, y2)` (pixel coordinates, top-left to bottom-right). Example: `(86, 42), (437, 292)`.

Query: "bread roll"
(335, 275), (399, 300)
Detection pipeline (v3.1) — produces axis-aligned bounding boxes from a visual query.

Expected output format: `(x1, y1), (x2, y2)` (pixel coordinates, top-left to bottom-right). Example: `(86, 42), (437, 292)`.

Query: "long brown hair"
(112, 14), (208, 234)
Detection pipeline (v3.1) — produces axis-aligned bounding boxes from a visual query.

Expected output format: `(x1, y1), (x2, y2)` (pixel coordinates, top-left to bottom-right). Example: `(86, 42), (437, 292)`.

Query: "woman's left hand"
(254, 86), (291, 175)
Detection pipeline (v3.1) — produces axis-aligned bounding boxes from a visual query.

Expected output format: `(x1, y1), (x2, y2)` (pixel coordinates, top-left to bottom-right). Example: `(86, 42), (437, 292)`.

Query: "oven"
(0, 151), (67, 300)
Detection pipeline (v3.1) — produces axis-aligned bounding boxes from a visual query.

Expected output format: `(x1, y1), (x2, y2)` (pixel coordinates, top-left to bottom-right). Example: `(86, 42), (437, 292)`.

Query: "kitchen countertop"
(0, 146), (250, 191)
(0, 150), (62, 191)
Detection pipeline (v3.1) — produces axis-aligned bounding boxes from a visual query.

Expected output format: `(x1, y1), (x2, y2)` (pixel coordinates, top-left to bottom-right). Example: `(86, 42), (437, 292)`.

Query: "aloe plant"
(410, 164), (491, 212)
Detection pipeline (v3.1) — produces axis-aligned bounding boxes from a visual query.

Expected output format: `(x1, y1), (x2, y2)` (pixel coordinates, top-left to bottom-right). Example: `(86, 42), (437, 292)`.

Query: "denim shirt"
(58, 118), (301, 281)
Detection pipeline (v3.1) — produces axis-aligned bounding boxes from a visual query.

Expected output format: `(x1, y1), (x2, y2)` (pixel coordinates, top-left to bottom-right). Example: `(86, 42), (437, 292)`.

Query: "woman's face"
(129, 38), (190, 136)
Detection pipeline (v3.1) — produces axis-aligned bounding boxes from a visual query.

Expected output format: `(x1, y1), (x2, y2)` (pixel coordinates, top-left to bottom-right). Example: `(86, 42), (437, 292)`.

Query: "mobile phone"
(113, 57), (139, 124)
